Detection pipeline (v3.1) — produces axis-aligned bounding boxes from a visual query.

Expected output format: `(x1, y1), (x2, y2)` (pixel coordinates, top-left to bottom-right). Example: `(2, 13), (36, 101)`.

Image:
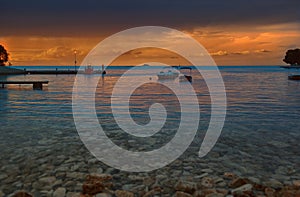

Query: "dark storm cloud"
(2, 0), (300, 36)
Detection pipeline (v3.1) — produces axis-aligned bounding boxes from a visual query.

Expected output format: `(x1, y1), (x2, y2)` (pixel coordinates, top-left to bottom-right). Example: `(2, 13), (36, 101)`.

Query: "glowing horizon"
(2, 23), (299, 66)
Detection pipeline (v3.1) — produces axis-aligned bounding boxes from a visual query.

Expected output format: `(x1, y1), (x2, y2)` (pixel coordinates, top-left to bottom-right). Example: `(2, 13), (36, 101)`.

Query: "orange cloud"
(210, 50), (229, 56)
(254, 49), (271, 53)
(187, 23), (300, 65)
(36, 46), (75, 59)
(231, 51), (250, 55)
(1, 22), (299, 66)
(111, 48), (191, 66)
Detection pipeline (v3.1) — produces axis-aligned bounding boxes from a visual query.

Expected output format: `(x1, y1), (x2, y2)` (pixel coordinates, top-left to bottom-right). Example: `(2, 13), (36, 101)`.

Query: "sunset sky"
(1, 0), (299, 66)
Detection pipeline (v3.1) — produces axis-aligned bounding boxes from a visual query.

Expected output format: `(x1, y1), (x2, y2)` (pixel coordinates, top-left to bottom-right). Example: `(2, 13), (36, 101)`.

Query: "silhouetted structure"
(283, 48), (300, 65)
(282, 48), (300, 80)
(0, 45), (9, 66)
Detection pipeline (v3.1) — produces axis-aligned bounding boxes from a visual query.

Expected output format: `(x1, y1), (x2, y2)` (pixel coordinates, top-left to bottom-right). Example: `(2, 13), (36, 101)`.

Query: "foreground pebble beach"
(8, 174), (300, 197)
(1, 131), (300, 197)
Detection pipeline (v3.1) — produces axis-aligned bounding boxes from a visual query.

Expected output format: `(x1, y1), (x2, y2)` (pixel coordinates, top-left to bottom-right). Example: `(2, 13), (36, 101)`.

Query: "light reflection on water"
(0, 66), (299, 181)
(0, 67), (299, 136)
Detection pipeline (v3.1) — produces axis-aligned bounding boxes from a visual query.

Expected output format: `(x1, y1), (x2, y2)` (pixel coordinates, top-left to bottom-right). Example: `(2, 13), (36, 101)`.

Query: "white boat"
(157, 67), (179, 80)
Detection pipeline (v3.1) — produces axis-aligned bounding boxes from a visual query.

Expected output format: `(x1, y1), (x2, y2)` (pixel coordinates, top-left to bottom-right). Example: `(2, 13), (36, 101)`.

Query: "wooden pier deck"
(0, 81), (49, 90)
(26, 70), (77, 75)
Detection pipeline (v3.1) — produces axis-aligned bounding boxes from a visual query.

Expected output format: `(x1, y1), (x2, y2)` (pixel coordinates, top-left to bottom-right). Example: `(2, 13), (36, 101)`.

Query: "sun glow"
(1, 23), (299, 66)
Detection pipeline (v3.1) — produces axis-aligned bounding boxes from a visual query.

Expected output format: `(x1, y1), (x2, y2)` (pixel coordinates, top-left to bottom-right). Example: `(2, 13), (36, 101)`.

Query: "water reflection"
(0, 67), (299, 195)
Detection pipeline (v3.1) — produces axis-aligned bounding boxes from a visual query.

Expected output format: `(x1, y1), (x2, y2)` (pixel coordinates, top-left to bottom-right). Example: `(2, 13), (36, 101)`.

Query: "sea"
(0, 65), (299, 195)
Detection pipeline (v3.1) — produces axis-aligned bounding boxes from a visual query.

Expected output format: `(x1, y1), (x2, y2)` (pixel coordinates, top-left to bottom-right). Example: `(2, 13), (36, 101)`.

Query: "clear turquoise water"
(1, 66), (300, 192)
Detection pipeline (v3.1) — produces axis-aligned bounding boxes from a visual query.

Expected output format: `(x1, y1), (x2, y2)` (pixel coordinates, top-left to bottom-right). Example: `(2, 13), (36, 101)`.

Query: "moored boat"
(157, 67), (179, 80)
(288, 75), (300, 80)
(179, 66), (193, 83)
(281, 65), (300, 80)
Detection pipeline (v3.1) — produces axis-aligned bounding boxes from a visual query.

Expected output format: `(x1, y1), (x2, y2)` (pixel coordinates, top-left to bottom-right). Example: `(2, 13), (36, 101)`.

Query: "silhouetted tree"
(0, 45), (9, 66)
(283, 48), (300, 65)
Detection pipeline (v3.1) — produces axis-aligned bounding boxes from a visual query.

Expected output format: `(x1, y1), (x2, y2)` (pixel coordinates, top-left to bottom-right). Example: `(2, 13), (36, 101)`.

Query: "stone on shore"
(115, 190), (134, 197)
(82, 174), (113, 195)
(231, 183), (253, 194)
(292, 180), (300, 187)
(53, 187), (66, 197)
(174, 180), (197, 194)
(173, 191), (192, 197)
(11, 191), (32, 197)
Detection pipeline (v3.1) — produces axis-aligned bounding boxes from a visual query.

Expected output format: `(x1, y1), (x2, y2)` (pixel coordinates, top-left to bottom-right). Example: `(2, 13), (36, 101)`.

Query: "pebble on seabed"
(1, 134), (300, 197)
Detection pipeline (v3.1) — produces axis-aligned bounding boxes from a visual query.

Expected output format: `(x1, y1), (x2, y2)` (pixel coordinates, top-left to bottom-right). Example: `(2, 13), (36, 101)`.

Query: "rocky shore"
(1, 111), (299, 197)
(6, 172), (300, 197)
(0, 131), (299, 197)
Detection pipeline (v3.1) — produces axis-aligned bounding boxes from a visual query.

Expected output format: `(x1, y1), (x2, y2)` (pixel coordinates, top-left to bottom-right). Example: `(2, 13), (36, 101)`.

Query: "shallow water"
(0, 66), (300, 195)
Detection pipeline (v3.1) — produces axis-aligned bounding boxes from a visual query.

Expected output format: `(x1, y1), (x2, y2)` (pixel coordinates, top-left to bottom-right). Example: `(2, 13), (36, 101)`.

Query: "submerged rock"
(173, 191), (192, 197)
(53, 187), (66, 197)
(229, 178), (249, 188)
(142, 187), (161, 197)
(174, 180), (197, 194)
(201, 169), (214, 174)
(264, 187), (275, 196)
(193, 189), (217, 197)
(205, 193), (224, 197)
(231, 183), (253, 194)
(82, 174), (113, 195)
(38, 176), (56, 186)
(200, 177), (214, 188)
(95, 193), (112, 197)
(121, 184), (136, 191)
(11, 191), (32, 197)
(292, 180), (300, 187)
(264, 179), (283, 189)
(115, 190), (134, 197)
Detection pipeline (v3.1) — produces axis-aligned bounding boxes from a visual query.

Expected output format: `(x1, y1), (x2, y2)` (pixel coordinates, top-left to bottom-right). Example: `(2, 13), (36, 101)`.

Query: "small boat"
(179, 66), (193, 83)
(288, 75), (300, 80)
(157, 67), (179, 80)
(282, 65), (300, 80)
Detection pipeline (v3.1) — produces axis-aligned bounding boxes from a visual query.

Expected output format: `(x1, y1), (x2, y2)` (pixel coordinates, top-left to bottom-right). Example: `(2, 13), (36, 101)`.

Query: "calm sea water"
(0, 66), (300, 190)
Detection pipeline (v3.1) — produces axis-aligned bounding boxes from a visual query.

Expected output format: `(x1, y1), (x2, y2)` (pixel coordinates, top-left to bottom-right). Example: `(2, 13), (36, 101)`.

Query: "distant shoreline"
(0, 65), (287, 76)
(10, 65), (284, 67)
(0, 66), (26, 75)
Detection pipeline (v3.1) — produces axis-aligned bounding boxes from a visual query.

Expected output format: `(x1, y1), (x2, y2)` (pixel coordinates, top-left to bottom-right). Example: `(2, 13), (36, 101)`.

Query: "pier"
(26, 70), (77, 75)
(0, 66), (79, 75)
(0, 81), (49, 90)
